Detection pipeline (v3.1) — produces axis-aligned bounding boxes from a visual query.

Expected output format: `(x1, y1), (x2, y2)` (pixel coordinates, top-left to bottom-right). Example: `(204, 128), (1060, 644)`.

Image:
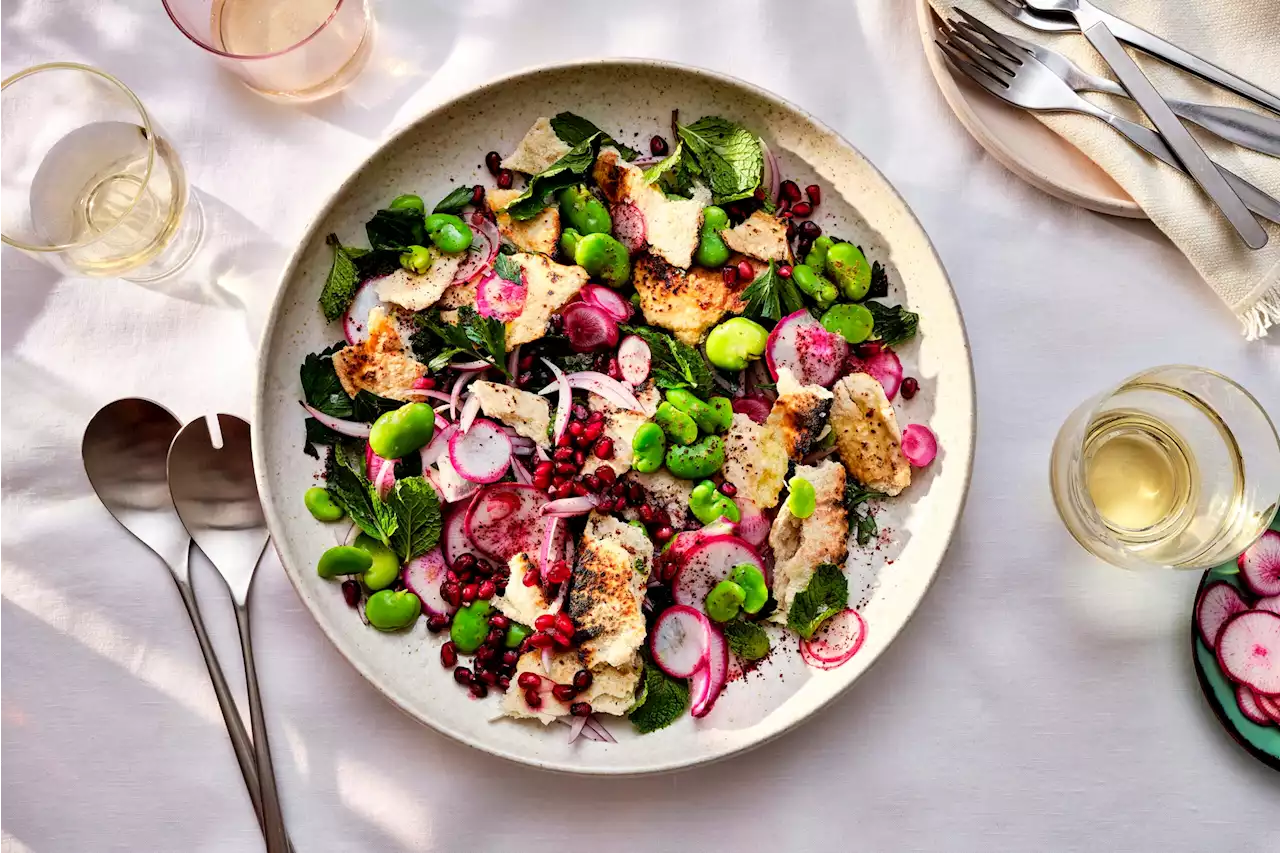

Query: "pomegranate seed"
(496, 169), (514, 190)
(478, 581), (496, 600)
(502, 650), (519, 667)
(572, 669), (593, 691)
(572, 481), (590, 497)
(528, 632), (554, 649)
(636, 505), (653, 523)
(455, 554), (477, 570)
(568, 421), (584, 437)
(516, 371), (534, 388)
(552, 684), (577, 702)
(532, 473), (550, 490)
(719, 481), (738, 497)
(478, 670), (499, 686)
(573, 449), (587, 466)
(413, 376), (436, 390)
(555, 612), (575, 635)
(570, 702), (592, 718)
(723, 266), (738, 287)
(341, 580), (360, 608)
(791, 201), (812, 218)
(476, 645), (495, 663)
(655, 508), (671, 526)
(572, 403), (589, 420)
(518, 672), (542, 690)
(474, 560), (494, 577)
(440, 642), (458, 667)
(462, 583), (478, 603)
(805, 184), (822, 206)
(607, 358), (622, 380)
(901, 377), (920, 399)
(583, 422), (604, 443)
(786, 221), (798, 240)
(587, 410), (605, 424)
(554, 482), (574, 499)
(470, 682), (489, 699)
(555, 462), (576, 476)
(471, 184), (485, 206)
(535, 614), (556, 631)
(522, 569), (539, 587)
(484, 151), (501, 174)
(453, 666), (473, 685)
(445, 570), (460, 584)
(548, 560), (571, 584)
(535, 461), (555, 476)
(551, 631), (572, 649)
(597, 466), (616, 485)
(581, 473), (602, 493)
(650, 135), (669, 156)
(799, 220), (821, 239)
(736, 260), (755, 283)
(753, 187), (766, 201)
(525, 689), (543, 708)
(628, 483), (645, 503)
(594, 438), (614, 460)
(554, 446), (573, 462)
(655, 525), (674, 543)
(495, 584), (507, 597)
(426, 613), (449, 633)
(778, 264), (792, 279)
(498, 675), (511, 690)
(442, 582), (461, 607)
(780, 180), (802, 202)
(855, 340), (883, 358)
(488, 613), (510, 630)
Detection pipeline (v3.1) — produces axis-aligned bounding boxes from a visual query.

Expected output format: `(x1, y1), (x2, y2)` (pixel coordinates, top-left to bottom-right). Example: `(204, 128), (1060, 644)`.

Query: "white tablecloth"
(4, 1), (1279, 850)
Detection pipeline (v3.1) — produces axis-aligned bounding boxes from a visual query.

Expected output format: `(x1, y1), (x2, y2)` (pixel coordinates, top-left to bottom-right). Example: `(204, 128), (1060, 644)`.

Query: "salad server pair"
(82, 400), (290, 853)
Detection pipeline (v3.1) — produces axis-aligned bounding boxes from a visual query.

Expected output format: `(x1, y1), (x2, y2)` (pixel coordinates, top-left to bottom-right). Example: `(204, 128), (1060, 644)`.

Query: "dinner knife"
(1083, 22), (1267, 250)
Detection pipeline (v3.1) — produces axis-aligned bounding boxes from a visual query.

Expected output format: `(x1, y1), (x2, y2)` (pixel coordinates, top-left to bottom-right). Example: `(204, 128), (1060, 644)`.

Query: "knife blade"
(1083, 22), (1267, 250)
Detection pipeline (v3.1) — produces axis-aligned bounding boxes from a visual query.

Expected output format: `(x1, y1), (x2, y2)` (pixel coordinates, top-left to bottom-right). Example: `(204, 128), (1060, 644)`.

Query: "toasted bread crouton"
(470, 381), (552, 449)
(332, 307), (427, 400)
(768, 367), (834, 460)
(768, 460), (849, 623)
(374, 253), (464, 311)
(501, 651), (641, 722)
(501, 117), (572, 175)
(831, 373), (911, 496)
(633, 253), (743, 345)
(721, 210), (793, 263)
(487, 188), (561, 255)
(505, 253), (588, 348)
(722, 413), (789, 509)
(566, 513), (650, 670)
(592, 148), (708, 268)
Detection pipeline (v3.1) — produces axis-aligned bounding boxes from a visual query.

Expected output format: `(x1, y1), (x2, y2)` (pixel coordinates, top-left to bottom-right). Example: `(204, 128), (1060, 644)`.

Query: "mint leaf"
(366, 207), (427, 250)
(434, 185), (475, 213)
(550, 112), (639, 160)
(844, 483), (885, 548)
(865, 301), (919, 348)
(427, 347), (467, 372)
(301, 342), (353, 418)
(628, 662), (689, 734)
(319, 235), (362, 322)
(643, 141), (700, 198)
(303, 417), (339, 458)
(619, 324), (715, 398)
(416, 307), (509, 377)
(353, 249), (402, 282)
(388, 477), (443, 561)
(504, 133), (602, 221)
(787, 563), (848, 639)
(325, 454), (397, 546)
(352, 390), (402, 423)
(740, 260), (805, 322)
(676, 117), (763, 204)
(723, 620), (770, 661)
(844, 483), (887, 513)
(492, 252), (522, 285)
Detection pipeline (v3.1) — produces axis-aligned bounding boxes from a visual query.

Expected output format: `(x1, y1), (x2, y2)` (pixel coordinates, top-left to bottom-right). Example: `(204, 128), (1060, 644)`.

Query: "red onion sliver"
(510, 455), (533, 485)
(542, 647), (555, 677)
(537, 371), (642, 412)
(759, 137), (780, 205)
(550, 578), (569, 612)
(450, 369), (482, 420)
(584, 715), (616, 743)
(452, 212), (500, 284)
(540, 358), (572, 445)
(300, 402), (371, 438)
(407, 389), (453, 404)
(458, 394), (482, 434)
(373, 458), (396, 500)
(451, 360), (490, 371)
(540, 515), (562, 579)
(543, 495), (600, 517)
(567, 713), (589, 744)
(420, 423), (458, 468)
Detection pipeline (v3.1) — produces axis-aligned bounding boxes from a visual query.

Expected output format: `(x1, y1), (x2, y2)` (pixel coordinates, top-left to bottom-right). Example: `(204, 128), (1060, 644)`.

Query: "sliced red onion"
(567, 713), (590, 744)
(458, 393), (482, 434)
(301, 402), (371, 438)
(543, 495), (600, 517)
(538, 371), (642, 412)
(420, 423), (458, 468)
(542, 647), (555, 677)
(341, 522), (359, 546)
(452, 212), (500, 284)
(540, 515), (562, 580)
(510, 455), (533, 485)
(434, 411), (449, 429)
(373, 458), (396, 499)
(450, 369), (482, 420)
(509, 436), (536, 453)
(580, 284), (632, 322)
(451, 360), (490, 371)
(506, 344), (521, 383)
(540, 358), (572, 445)
(759, 136), (780, 205)
(550, 577), (569, 612)
(584, 715), (616, 743)
(404, 388), (453, 404)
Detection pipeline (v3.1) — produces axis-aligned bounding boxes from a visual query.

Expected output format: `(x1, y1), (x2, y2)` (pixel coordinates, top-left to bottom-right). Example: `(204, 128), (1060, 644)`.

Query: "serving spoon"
(168, 414), (290, 853)
(81, 400), (267, 830)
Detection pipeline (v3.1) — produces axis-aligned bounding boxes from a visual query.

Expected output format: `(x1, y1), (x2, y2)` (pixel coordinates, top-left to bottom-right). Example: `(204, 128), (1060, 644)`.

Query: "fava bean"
(317, 545), (372, 579)
(631, 422), (667, 473)
(399, 244), (433, 275)
(573, 232), (631, 287)
(450, 600), (492, 653)
(729, 563), (768, 614)
(821, 303), (874, 344)
(689, 480), (741, 525)
(560, 227), (582, 258)
(369, 402), (435, 460)
(388, 194), (425, 215)
(424, 213), (474, 254)
(791, 264), (838, 310)
(557, 185), (612, 235)
(366, 589), (422, 631)
(354, 533), (401, 591)
(305, 487), (344, 522)
(504, 622), (531, 649)
(705, 579), (746, 622)
(705, 317), (768, 371)
(787, 477), (816, 519)
(665, 434), (725, 479)
(654, 402), (698, 446)
(804, 235), (834, 270)
(665, 389), (732, 435)
(694, 205), (731, 268)
(825, 242), (871, 301)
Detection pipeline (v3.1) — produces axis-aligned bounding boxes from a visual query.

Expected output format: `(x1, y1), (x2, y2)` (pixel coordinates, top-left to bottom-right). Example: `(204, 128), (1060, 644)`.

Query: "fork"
(955, 9), (1280, 157)
(934, 20), (1280, 225)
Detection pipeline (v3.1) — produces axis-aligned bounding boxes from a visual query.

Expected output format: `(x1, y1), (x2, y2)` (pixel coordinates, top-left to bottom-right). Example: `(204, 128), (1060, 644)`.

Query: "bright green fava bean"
(504, 622), (531, 649)
(557, 185), (612, 235)
(388, 194), (425, 214)
(788, 477), (817, 519)
(366, 589), (421, 631)
(821, 303), (874, 344)
(705, 317), (768, 371)
(666, 389), (733, 435)
(424, 213), (474, 254)
(354, 534), (401, 591)
(399, 245), (433, 275)
(729, 563), (768, 614)
(574, 232), (631, 287)
(560, 228), (582, 258)
(317, 545), (372, 579)
(450, 600), (492, 653)
(706, 580), (746, 622)
(665, 434), (726, 480)
(694, 205), (731, 268)
(826, 242), (871, 301)
(791, 264), (837, 310)
(631, 422), (667, 473)
(305, 487), (344, 522)
(804, 235), (834, 270)
(689, 480), (740, 525)
(369, 403), (435, 460)
(654, 402), (698, 446)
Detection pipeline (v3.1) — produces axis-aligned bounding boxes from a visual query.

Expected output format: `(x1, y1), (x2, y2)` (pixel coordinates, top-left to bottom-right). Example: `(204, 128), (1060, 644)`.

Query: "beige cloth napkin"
(928, 0), (1280, 339)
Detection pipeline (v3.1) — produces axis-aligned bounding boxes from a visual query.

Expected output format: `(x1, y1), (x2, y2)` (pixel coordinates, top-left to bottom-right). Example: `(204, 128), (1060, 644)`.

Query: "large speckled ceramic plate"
(253, 59), (975, 775)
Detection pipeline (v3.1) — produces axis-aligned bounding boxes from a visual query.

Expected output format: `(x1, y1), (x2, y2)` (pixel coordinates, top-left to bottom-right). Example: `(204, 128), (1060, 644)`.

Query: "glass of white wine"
(1051, 366), (1280, 570)
(2, 63), (204, 282)
(163, 0), (373, 102)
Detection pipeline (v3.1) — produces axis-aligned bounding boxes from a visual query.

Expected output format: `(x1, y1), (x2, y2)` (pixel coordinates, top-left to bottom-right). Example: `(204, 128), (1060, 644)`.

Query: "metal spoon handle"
(234, 602), (290, 853)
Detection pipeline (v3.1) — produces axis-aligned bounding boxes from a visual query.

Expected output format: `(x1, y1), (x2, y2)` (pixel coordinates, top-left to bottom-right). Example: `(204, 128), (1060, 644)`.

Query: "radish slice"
(617, 335), (651, 385)
(735, 498), (770, 548)
(847, 347), (904, 399)
(448, 418), (512, 484)
(732, 395), (771, 425)
(765, 310), (847, 388)
(443, 501), (484, 564)
(759, 137), (781, 205)
(1196, 581), (1249, 648)
(901, 424), (937, 467)
(1238, 530), (1280, 596)
(672, 535), (768, 609)
(402, 548), (450, 615)
(581, 284), (632, 323)
(420, 423), (458, 469)
(1256, 596), (1280, 616)
(543, 495), (600, 517)
(540, 357), (572, 445)
(1216, 610), (1280, 696)
(650, 605), (712, 679)
(611, 202), (646, 253)
(434, 454), (481, 503)
(1236, 685), (1275, 725)
(452, 212), (499, 284)
(300, 403), (371, 438)
(800, 608), (867, 669)
(561, 301), (620, 352)
(1258, 692), (1280, 723)
(690, 623), (728, 718)
(538, 371), (643, 412)
(476, 269), (527, 322)
(465, 484), (549, 562)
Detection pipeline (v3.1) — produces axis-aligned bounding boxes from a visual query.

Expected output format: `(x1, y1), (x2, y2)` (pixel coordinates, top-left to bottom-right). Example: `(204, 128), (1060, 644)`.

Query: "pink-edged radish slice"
(452, 212), (499, 284)
(1196, 581), (1249, 648)
(420, 423), (458, 469)
(402, 547), (450, 615)
(901, 424), (937, 467)
(800, 608), (867, 670)
(650, 605), (712, 679)
(611, 202), (646, 253)
(561, 301), (620, 352)
(846, 347), (904, 399)
(1257, 692), (1280, 723)
(764, 310), (848, 388)
(1234, 685), (1274, 725)
(617, 334), (651, 385)
(475, 269), (527, 322)
(735, 498), (770, 548)
(672, 534), (768, 609)
(464, 483), (548, 562)
(435, 455), (480, 504)
(1217, 610), (1280, 696)
(662, 522), (739, 570)
(581, 284), (632, 323)
(1238, 530), (1280, 597)
(1256, 596), (1280, 616)
(731, 395), (771, 425)
(448, 418), (511, 484)
(690, 623), (728, 718)
(443, 500), (484, 565)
